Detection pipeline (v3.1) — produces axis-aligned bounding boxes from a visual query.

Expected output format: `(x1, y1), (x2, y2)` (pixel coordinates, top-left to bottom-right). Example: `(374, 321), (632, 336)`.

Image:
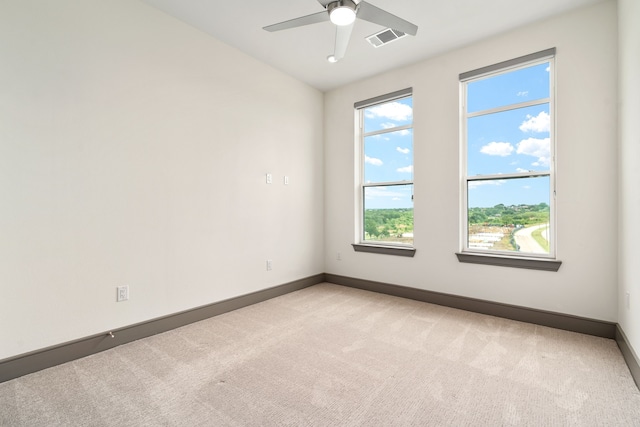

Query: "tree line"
(468, 203), (549, 227)
(364, 203), (549, 239)
(364, 208), (413, 239)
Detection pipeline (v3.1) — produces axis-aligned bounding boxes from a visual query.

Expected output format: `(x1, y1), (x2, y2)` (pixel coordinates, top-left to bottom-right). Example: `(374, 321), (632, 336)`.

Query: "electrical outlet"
(336, 252), (342, 261)
(266, 260), (273, 271)
(284, 176), (289, 185)
(266, 173), (273, 184)
(626, 292), (630, 309)
(117, 286), (129, 302)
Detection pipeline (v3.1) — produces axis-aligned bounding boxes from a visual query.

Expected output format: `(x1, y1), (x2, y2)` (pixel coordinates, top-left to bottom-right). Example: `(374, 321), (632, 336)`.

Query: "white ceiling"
(141, 0), (603, 92)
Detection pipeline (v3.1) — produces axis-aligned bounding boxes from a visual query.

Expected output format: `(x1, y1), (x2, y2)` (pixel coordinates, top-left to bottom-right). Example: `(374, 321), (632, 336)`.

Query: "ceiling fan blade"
(263, 11), (329, 32)
(333, 22), (354, 61)
(356, 1), (418, 36)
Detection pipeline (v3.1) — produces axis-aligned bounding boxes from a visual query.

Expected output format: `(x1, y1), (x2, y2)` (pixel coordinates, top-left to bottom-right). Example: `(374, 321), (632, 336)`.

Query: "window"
(353, 89), (415, 256)
(459, 49), (561, 270)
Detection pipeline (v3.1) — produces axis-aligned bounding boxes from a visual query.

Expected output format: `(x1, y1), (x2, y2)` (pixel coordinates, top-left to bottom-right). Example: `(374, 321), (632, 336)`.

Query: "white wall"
(325, 1), (618, 321)
(0, 0), (627, 364)
(618, 0), (640, 358)
(0, 0), (324, 360)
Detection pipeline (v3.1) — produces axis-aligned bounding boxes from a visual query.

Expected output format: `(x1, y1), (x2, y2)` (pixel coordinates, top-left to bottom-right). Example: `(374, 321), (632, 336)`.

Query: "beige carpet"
(1, 283), (639, 426)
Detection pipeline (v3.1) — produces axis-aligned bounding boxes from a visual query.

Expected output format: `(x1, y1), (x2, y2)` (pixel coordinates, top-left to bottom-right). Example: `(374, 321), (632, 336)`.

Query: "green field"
(531, 226), (550, 251)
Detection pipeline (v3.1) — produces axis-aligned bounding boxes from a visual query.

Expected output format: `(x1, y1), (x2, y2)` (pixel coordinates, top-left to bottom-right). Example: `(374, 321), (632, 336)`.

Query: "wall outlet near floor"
(266, 259), (273, 271)
(117, 286), (129, 302)
(336, 252), (342, 261)
(625, 292), (630, 309)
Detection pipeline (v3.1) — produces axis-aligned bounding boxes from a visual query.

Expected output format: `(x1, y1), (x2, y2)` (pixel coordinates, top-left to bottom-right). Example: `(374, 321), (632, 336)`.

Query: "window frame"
(458, 49), (561, 270)
(353, 88), (416, 257)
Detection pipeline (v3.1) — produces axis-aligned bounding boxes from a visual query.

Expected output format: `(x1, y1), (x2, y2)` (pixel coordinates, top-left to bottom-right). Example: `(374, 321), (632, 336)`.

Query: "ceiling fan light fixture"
(328, 0), (356, 26)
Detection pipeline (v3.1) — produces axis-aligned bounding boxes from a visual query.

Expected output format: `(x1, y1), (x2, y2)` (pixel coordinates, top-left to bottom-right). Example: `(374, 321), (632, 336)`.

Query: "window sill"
(352, 244), (416, 257)
(455, 252), (561, 271)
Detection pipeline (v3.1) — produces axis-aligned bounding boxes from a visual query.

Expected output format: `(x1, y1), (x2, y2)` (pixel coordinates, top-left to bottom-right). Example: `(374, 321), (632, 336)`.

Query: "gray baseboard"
(2, 273), (632, 388)
(325, 273), (617, 339)
(616, 325), (640, 389)
(326, 274), (639, 392)
(0, 274), (325, 384)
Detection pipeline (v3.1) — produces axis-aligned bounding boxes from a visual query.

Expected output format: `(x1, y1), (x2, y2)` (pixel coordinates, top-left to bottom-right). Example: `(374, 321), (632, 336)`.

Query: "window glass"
(468, 176), (551, 254)
(462, 57), (554, 258)
(467, 62), (550, 113)
(364, 98), (413, 132)
(364, 129), (413, 183)
(364, 184), (414, 244)
(358, 93), (413, 247)
(468, 176), (550, 209)
(364, 184), (414, 210)
(467, 104), (550, 176)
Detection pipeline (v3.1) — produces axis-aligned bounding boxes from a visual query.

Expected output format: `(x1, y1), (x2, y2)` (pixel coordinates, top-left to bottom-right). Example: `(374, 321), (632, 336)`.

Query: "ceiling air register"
(263, 0), (418, 62)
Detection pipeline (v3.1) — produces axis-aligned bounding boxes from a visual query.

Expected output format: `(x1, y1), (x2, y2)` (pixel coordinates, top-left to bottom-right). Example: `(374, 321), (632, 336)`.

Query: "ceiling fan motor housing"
(327, 0), (358, 25)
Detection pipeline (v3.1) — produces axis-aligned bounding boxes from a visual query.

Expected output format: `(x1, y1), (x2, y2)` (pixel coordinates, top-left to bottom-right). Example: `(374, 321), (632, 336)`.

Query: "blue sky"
(363, 97), (413, 209)
(361, 61), (551, 210)
(467, 61), (551, 208)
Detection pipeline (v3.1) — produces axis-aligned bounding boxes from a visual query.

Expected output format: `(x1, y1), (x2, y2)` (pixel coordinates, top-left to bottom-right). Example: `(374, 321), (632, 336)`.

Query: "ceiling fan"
(263, 0), (418, 62)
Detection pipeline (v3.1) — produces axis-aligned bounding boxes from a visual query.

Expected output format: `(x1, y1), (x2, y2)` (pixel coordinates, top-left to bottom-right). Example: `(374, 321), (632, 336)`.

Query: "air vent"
(366, 28), (407, 48)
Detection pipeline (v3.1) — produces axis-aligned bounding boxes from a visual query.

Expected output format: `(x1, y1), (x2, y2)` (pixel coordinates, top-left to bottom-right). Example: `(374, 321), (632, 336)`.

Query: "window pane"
(467, 176), (550, 254)
(467, 62), (550, 114)
(467, 104), (550, 176)
(364, 129), (413, 183)
(364, 184), (413, 245)
(364, 97), (413, 133)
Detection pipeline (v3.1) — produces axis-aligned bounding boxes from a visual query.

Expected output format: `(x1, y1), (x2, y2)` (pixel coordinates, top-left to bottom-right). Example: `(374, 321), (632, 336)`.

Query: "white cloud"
(397, 165), (413, 173)
(480, 141), (514, 157)
(516, 137), (550, 167)
(517, 91), (529, 97)
(365, 187), (409, 199)
(381, 122), (396, 129)
(516, 167), (529, 173)
(396, 147), (410, 154)
(468, 179), (507, 189)
(519, 111), (550, 133)
(364, 155), (383, 166)
(365, 102), (413, 121)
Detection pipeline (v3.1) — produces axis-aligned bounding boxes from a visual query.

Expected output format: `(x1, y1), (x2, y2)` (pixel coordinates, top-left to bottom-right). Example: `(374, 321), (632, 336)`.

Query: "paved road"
(513, 224), (548, 254)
